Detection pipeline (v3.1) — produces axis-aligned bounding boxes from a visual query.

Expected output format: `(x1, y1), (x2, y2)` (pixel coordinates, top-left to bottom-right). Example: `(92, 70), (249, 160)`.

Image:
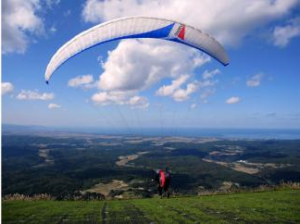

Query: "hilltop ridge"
(3, 188), (300, 223)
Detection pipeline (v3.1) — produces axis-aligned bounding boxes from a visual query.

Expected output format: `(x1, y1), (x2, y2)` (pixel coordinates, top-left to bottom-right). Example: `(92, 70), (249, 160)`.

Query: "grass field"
(2, 189), (300, 224)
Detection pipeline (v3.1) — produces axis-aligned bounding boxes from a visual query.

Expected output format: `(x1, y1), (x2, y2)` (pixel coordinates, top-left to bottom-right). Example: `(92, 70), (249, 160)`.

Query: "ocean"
(3, 124), (300, 140)
(57, 127), (300, 140)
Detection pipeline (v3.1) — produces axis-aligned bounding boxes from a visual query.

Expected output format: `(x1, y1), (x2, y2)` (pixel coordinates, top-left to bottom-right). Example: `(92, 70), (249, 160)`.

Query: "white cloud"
(91, 90), (148, 109)
(82, 0), (299, 107)
(82, 0), (299, 46)
(226, 96), (240, 104)
(198, 79), (217, 89)
(2, 0), (43, 53)
(156, 75), (201, 102)
(197, 69), (221, 103)
(273, 17), (300, 47)
(48, 103), (61, 109)
(2, 82), (14, 95)
(202, 69), (221, 80)
(156, 68), (220, 102)
(98, 39), (209, 92)
(97, 39), (211, 105)
(68, 74), (95, 89)
(91, 91), (132, 105)
(128, 96), (149, 109)
(172, 82), (198, 102)
(16, 90), (54, 100)
(247, 73), (263, 87)
(156, 74), (190, 97)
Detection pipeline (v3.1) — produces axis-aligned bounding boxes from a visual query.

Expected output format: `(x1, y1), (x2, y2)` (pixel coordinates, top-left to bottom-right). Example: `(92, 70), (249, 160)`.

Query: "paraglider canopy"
(45, 16), (229, 83)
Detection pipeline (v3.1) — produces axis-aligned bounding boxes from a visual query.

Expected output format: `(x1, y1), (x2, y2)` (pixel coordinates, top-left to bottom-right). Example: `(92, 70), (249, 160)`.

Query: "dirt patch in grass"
(116, 152), (149, 167)
(232, 163), (260, 174)
(203, 159), (260, 174)
(82, 180), (129, 197)
(203, 158), (292, 175)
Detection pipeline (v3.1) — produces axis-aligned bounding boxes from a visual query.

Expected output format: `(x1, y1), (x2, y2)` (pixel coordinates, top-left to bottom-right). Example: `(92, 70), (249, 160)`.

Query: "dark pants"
(158, 183), (170, 198)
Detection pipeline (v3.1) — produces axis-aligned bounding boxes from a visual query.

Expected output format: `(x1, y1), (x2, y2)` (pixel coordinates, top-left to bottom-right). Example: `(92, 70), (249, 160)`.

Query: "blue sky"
(2, 0), (300, 129)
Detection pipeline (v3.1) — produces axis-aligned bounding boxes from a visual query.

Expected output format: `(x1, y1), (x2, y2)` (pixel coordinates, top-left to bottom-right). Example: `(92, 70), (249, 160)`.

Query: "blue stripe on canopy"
(48, 22), (175, 83)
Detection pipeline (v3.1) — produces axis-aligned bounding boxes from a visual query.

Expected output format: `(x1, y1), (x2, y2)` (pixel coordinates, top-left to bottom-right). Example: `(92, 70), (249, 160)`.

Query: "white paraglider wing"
(45, 17), (229, 83)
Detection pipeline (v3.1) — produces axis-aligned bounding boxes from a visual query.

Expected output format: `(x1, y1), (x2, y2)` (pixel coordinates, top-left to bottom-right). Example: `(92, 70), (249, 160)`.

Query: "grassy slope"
(2, 189), (300, 224)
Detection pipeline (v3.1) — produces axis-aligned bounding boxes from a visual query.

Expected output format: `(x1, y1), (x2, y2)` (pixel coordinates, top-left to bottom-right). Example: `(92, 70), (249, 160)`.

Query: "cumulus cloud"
(156, 73), (213, 102)
(16, 90), (54, 100)
(128, 96), (149, 109)
(156, 68), (220, 102)
(97, 38), (220, 104)
(273, 17), (300, 47)
(83, 0), (299, 107)
(93, 39), (210, 105)
(196, 69), (221, 103)
(226, 96), (240, 104)
(92, 91), (131, 105)
(91, 90), (149, 109)
(98, 39), (208, 92)
(48, 103), (61, 109)
(202, 69), (220, 80)
(172, 82), (199, 102)
(156, 75), (190, 97)
(82, 0), (299, 46)
(2, 82), (14, 95)
(2, 0), (44, 53)
(68, 74), (95, 89)
(247, 73), (263, 87)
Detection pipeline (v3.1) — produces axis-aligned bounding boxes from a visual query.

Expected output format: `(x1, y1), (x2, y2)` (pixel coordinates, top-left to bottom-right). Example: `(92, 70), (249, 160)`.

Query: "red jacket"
(159, 169), (166, 187)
